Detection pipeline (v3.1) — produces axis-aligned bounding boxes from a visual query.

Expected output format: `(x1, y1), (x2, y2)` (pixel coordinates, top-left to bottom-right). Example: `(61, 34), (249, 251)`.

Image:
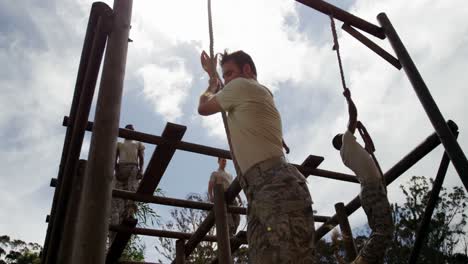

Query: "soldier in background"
(208, 157), (242, 235)
(108, 124), (145, 243)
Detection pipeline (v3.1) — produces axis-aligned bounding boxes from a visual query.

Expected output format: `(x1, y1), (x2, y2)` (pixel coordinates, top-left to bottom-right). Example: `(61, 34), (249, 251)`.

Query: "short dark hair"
(332, 134), (343, 150)
(220, 50), (257, 76)
(125, 124), (134, 130)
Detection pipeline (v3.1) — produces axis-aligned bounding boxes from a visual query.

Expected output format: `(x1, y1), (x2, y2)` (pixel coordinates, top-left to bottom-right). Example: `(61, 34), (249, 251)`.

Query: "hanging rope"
(207, 0), (242, 178)
(329, 14), (387, 189)
(207, 0), (215, 67)
(329, 14), (347, 91)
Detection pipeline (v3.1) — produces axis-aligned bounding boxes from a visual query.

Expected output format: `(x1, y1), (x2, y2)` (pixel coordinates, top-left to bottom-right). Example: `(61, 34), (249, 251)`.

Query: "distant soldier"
(208, 157), (242, 235)
(332, 88), (394, 264)
(109, 124), (145, 243)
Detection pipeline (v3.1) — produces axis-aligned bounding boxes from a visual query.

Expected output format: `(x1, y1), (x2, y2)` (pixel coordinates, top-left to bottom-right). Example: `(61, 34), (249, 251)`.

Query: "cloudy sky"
(1, 0), (467, 261)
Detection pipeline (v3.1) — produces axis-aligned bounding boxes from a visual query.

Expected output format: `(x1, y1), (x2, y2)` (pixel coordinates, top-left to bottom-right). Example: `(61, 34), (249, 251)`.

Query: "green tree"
(155, 193), (248, 263)
(325, 176), (468, 264)
(386, 175), (468, 263)
(0, 235), (41, 264)
(118, 191), (162, 262)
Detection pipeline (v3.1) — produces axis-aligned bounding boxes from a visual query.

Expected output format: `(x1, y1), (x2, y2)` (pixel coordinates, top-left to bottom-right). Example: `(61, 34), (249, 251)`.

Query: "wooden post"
(57, 160), (87, 263)
(72, 0), (133, 263)
(409, 132), (458, 263)
(43, 4), (111, 263)
(213, 183), (232, 264)
(335, 202), (358, 261)
(377, 13), (468, 191)
(176, 239), (186, 264)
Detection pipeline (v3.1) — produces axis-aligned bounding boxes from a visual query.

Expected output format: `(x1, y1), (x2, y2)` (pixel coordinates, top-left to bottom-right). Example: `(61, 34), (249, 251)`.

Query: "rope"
(208, 0), (215, 66)
(329, 14), (386, 189)
(207, 0), (242, 177)
(329, 14), (347, 91)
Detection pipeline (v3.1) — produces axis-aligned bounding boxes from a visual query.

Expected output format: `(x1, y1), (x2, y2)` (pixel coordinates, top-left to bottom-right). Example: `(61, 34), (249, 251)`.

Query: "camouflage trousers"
(358, 183), (394, 263)
(239, 156), (316, 264)
(228, 199), (241, 235)
(109, 163), (140, 243)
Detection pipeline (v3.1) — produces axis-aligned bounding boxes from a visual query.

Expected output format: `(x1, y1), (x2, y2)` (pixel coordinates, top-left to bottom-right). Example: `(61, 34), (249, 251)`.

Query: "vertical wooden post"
(43, 4), (111, 264)
(409, 132), (457, 264)
(377, 13), (468, 191)
(72, 0), (133, 263)
(335, 202), (358, 261)
(213, 183), (232, 264)
(176, 239), (186, 264)
(58, 160), (87, 263)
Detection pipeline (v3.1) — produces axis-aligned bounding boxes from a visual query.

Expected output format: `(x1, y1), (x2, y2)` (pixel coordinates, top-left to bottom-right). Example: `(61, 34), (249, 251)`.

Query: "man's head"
(218, 157), (227, 169)
(220, 50), (257, 84)
(125, 124), (134, 131)
(332, 134), (343, 150)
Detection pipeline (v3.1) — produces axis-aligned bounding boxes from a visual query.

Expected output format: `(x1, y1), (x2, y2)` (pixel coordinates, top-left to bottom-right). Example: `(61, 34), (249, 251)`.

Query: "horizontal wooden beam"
(63, 116), (230, 159)
(342, 23), (401, 70)
(295, 0), (385, 39)
(65, 115), (358, 184)
(112, 189), (246, 214)
(109, 225), (248, 244)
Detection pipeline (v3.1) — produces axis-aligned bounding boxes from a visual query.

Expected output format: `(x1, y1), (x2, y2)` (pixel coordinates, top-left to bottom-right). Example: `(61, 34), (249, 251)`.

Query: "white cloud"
(137, 61), (193, 121)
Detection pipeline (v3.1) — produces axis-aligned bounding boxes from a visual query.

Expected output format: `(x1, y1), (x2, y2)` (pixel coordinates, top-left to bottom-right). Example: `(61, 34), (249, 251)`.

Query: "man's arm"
(282, 139), (290, 154)
(115, 147), (119, 170)
(198, 51), (223, 116)
(344, 88), (358, 134)
(198, 78), (223, 116)
(138, 148), (144, 175)
(208, 180), (215, 202)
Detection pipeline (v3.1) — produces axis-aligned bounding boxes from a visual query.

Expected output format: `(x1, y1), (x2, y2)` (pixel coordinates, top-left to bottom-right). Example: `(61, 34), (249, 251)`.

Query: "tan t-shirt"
(216, 78), (284, 173)
(340, 130), (381, 185)
(210, 169), (233, 190)
(117, 139), (145, 164)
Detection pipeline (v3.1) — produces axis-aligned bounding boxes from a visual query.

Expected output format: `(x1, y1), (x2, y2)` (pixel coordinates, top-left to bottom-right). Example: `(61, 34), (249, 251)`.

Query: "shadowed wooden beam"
(295, 0), (385, 39)
(64, 116), (359, 183)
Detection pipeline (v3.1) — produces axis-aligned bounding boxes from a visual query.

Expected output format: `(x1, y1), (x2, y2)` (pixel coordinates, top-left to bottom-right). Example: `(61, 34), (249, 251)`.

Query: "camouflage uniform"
(228, 199), (241, 235)
(340, 130), (394, 263)
(211, 170), (240, 235)
(357, 183), (394, 263)
(109, 163), (140, 242)
(239, 156), (316, 264)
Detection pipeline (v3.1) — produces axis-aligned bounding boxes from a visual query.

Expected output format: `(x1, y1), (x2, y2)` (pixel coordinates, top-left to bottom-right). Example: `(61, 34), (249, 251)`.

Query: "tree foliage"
(386, 175), (468, 263)
(0, 235), (41, 264)
(155, 193), (248, 263)
(118, 189), (162, 262)
(315, 175), (468, 263)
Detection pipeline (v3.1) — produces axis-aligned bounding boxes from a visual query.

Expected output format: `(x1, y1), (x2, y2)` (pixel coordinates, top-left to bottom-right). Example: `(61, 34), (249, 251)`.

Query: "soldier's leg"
(124, 165), (139, 218)
(247, 167), (315, 263)
(109, 179), (125, 242)
(247, 205), (315, 264)
(358, 185), (394, 263)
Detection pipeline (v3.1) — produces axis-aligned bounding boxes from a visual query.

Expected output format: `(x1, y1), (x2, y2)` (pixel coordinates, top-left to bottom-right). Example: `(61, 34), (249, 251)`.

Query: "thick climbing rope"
(329, 15), (347, 92)
(207, 0), (242, 177)
(329, 15), (386, 186)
